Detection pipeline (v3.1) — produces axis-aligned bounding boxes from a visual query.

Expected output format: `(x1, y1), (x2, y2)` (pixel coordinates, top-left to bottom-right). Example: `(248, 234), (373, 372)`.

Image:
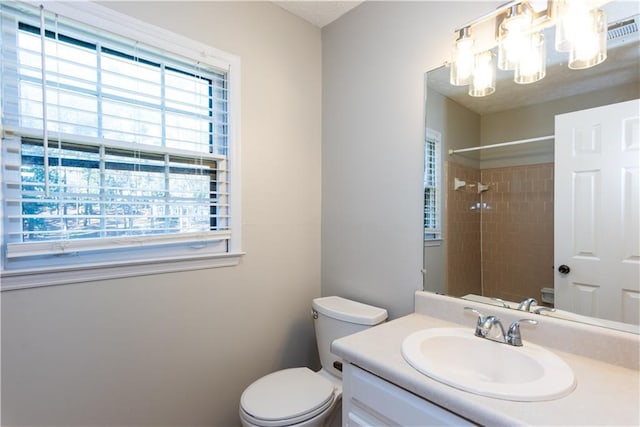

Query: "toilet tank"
(312, 296), (388, 379)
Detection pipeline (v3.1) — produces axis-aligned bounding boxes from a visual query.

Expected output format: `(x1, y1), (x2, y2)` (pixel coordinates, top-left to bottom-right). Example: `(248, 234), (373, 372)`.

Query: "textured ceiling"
(273, 1), (364, 28)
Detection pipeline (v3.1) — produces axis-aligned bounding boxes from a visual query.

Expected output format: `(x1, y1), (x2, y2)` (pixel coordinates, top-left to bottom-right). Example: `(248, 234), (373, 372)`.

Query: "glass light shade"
(469, 51), (495, 97)
(569, 9), (607, 69)
(554, 0), (599, 52)
(498, 7), (533, 71)
(515, 32), (546, 84)
(450, 33), (475, 86)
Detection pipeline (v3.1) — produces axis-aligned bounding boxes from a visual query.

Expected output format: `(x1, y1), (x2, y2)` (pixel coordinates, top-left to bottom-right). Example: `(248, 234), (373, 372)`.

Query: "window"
(0, 2), (241, 289)
(424, 129), (441, 241)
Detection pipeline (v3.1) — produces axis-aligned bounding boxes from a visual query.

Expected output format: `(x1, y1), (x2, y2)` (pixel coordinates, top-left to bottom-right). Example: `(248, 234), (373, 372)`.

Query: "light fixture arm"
(455, 0), (613, 36)
(456, 26), (472, 41)
(453, 0), (523, 34)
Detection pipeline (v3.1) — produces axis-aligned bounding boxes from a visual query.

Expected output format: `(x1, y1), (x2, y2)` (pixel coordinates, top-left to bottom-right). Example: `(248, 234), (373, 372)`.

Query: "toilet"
(239, 296), (388, 427)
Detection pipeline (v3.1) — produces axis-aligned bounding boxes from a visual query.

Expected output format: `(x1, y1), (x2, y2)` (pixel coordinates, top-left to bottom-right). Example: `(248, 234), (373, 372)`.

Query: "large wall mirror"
(423, 0), (640, 333)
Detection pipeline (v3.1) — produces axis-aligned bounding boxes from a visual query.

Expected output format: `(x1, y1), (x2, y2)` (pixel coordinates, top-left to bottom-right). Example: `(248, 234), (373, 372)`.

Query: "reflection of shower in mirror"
(453, 177), (466, 190)
(423, 1), (640, 333)
(469, 202), (491, 211)
(454, 177), (490, 194)
(477, 182), (489, 193)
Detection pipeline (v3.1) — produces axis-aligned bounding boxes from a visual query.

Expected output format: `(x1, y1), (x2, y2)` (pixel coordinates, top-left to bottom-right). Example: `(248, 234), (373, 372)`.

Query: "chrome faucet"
(465, 307), (538, 347)
(465, 307), (506, 343)
(517, 297), (538, 312)
(480, 316), (508, 343)
(506, 319), (538, 346)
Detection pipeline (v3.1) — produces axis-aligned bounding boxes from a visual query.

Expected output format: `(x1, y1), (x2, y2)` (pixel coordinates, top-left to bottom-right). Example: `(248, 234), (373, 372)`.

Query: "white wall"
(479, 81), (640, 168)
(321, 1), (501, 319)
(423, 87), (481, 294)
(1, 2), (321, 426)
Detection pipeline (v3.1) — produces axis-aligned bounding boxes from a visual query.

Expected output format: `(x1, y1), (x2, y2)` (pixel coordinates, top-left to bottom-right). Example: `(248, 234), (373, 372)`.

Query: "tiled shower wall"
(481, 163), (554, 302)
(445, 162), (481, 297)
(446, 162), (554, 302)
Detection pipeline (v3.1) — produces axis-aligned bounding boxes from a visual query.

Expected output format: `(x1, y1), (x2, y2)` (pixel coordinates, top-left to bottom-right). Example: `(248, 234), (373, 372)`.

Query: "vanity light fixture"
(515, 31), (546, 83)
(449, 0), (609, 96)
(554, 0), (607, 68)
(469, 51), (496, 96)
(568, 8), (607, 69)
(498, 3), (535, 71)
(450, 27), (475, 86)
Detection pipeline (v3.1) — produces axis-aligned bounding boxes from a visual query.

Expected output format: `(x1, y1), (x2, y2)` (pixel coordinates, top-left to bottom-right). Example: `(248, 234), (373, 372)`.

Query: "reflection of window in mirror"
(424, 128), (441, 243)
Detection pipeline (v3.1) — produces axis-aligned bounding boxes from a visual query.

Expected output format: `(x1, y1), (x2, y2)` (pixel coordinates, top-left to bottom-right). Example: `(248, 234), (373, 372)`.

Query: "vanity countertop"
(332, 294), (640, 426)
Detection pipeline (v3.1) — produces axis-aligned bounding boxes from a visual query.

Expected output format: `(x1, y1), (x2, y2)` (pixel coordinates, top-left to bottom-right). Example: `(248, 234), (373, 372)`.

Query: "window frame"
(0, 1), (243, 290)
(424, 128), (441, 242)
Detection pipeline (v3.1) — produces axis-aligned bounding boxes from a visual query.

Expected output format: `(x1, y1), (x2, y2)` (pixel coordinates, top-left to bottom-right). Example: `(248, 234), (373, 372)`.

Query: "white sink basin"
(401, 328), (576, 401)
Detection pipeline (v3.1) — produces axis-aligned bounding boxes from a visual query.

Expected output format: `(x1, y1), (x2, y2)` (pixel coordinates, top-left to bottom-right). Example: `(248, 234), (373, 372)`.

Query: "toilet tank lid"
(312, 296), (388, 325)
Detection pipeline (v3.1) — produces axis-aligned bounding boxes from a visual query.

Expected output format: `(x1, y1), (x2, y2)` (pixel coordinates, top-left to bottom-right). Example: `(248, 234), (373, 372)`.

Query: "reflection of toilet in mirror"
(239, 297), (387, 427)
(541, 287), (554, 305)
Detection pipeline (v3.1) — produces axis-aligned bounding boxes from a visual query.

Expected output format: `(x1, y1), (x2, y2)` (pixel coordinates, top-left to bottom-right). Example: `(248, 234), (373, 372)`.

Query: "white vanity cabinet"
(342, 363), (475, 426)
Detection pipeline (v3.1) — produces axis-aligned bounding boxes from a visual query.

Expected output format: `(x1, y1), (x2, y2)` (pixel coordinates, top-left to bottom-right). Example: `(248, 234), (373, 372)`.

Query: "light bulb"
(568, 9), (607, 69)
(498, 5), (533, 71)
(515, 32), (546, 84)
(555, 0), (597, 52)
(469, 51), (495, 97)
(450, 28), (475, 86)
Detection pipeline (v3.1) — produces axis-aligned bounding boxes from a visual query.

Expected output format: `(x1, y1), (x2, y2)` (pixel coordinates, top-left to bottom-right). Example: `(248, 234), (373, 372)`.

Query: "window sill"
(0, 252), (244, 291)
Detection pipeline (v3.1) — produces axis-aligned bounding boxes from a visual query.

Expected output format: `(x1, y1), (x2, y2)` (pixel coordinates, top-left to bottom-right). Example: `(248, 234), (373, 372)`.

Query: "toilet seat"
(240, 367), (336, 427)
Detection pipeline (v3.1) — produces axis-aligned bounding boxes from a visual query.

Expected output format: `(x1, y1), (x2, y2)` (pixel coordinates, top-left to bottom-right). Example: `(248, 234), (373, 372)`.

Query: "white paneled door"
(555, 99), (640, 325)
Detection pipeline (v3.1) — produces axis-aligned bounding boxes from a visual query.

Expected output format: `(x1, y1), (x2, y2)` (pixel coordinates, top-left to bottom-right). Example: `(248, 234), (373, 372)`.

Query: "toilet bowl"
(239, 296), (387, 427)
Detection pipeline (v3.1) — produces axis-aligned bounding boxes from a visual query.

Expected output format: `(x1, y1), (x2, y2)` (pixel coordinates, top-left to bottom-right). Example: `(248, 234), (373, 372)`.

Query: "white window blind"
(0, 1), (241, 284)
(424, 129), (441, 240)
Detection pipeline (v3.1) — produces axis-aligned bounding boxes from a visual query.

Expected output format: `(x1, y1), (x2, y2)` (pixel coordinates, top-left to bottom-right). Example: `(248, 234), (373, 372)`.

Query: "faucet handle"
(464, 307), (486, 337)
(534, 306), (556, 315)
(490, 297), (509, 308)
(464, 306), (484, 317)
(507, 319), (538, 346)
